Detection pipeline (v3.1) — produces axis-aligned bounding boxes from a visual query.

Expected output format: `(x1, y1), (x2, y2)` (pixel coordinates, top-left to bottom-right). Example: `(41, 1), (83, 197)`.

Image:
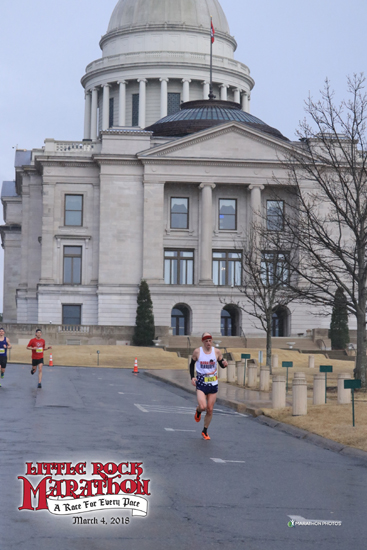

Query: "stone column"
(202, 81), (210, 100)
(260, 367), (270, 391)
(142, 180), (165, 283)
(182, 79), (191, 102)
(90, 88), (98, 141)
(337, 373), (352, 404)
(292, 378), (307, 416)
(160, 78), (169, 118)
(199, 183), (215, 283)
(236, 361), (245, 386)
(227, 361), (236, 383)
(234, 88), (241, 104)
(242, 91), (249, 112)
(247, 364), (258, 388)
(102, 84), (111, 131)
(83, 91), (91, 140)
(313, 373), (325, 405)
(138, 79), (147, 128)
(272, 375), (286, 408)
(272, 354), (278, 370)
(249, 184), (265, 251)
(118, 81), (127, 126)
(308, 355), (315, 368)
(220, 85), (228, 101)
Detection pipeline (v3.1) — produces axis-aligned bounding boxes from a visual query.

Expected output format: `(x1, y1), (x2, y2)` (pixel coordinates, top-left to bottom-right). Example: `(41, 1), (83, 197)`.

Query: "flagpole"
(209, 16), (215, 100)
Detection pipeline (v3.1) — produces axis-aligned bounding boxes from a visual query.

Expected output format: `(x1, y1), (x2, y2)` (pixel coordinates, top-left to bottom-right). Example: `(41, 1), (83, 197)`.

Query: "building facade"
(1, 0), (329, 339)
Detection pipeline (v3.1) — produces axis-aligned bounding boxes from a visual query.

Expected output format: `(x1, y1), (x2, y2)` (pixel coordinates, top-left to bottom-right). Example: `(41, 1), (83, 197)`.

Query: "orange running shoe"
(194, 409), (201, 422)
(201, 431), (210, 440)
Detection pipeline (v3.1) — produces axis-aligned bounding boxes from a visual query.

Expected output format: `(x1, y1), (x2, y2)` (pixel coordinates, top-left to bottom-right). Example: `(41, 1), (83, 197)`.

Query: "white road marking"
(118, 392), (124, 394)
(134, 404), (247, 416)
(211, 458), (246, 464)
(164, 428), (196, 432)
(134, 404), (149, 413)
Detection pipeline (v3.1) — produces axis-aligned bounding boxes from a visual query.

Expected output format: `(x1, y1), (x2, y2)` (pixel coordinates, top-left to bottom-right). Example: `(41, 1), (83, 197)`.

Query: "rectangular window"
(168, 93), (181, 116)
(65, 195), (83, 226)
(63, 246), (82, 284)
(132, 94), (139, 126)
(267, 200), (284, 231)
(164, 250), (194, 285)
(170, 197), (189, 229)
(261, 252), (289, 286)
(219, 199), (237, 230)
(62, 304), (82, 325)
(212, 251), (242, 286)
(109, 97), (114, 128)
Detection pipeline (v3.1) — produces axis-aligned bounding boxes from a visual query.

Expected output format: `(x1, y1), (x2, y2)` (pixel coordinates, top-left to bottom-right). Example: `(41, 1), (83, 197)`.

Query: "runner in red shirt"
(27, 329), (52, 389)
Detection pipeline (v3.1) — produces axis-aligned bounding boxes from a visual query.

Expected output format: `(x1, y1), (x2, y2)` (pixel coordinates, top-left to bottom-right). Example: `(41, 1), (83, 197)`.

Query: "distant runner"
(27, 329), (52, 389)
(0, 327), (12, 387)
(190, 332), (228, 440)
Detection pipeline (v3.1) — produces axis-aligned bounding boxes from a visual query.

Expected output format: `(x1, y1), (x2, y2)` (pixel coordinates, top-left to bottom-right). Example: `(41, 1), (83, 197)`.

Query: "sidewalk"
(144, 369), (292, 416)
(144, 369), (367, 463)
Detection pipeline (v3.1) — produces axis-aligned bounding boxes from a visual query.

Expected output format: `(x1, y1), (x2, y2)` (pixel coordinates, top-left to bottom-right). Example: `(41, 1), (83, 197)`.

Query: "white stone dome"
(107, 0), (230, 34)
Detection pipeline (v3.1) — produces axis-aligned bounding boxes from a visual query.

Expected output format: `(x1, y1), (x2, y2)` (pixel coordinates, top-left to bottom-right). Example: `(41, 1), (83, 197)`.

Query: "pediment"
(139, 121), (293, 163)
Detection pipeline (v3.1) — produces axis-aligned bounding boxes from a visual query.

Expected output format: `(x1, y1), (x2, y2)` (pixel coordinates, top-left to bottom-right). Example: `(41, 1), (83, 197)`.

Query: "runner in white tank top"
(189, 332), (228, 440)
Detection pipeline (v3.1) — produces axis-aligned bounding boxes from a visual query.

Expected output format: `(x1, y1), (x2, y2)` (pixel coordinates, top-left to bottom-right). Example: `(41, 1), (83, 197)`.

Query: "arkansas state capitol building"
(0, 0), (327, 341)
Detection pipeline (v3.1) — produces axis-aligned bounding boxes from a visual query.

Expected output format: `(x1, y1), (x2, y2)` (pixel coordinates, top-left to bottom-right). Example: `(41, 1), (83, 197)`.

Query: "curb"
(144, 371), (367, 464)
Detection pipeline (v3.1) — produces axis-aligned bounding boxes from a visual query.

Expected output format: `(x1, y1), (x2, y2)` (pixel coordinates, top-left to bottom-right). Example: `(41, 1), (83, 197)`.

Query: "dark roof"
(1, 181), (18, 198)
(14, 150), (32, 168)
(145, 99), (289, 141)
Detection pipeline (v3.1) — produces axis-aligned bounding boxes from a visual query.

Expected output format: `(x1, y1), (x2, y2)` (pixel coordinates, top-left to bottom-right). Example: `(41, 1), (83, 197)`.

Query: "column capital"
(182, 78), (192, 83)
(199, 183), (216, 190)
(242, 90), (248, 97)
(137, 78), (148, 83)
(159, 77), (169, 82)
(248, 184), (265, 191)
(117, 80), (127, 85)
(102, 83), (111, 88)
(202, 80), (209, 85)
(220, 84), (229, 89)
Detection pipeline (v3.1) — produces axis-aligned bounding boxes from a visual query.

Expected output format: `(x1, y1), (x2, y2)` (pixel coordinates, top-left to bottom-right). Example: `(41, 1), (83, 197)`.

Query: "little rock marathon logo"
(18, 461), (151, 517)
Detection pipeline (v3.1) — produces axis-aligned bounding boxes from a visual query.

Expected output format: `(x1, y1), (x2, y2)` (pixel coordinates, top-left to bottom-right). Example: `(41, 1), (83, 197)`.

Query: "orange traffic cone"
(49, 354), (53, 367)
(132, 357), (139, 374)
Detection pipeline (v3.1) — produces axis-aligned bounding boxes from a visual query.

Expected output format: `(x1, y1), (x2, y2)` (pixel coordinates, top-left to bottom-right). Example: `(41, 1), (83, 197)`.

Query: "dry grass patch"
(8, 345), (187, 370)
(262, 401), (367, 452)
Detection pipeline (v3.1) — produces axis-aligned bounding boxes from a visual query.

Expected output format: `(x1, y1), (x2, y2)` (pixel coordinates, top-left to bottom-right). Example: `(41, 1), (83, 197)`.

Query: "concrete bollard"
(294, 372), (306, 380)
(247, 364), (258, 388)
(259, 366), (270, 392)
(187, 355), (192, 373)
(271, 354), (278, 370)
(338, 373), (352, 404)
(313, 373), (326, 405)
(292, 377), (307, 416)
(227, 361), (236, 383)
(308, 355), (315, 369)
(272, 375), (286, 408)
(236, 361), (245, 386)
(218, 361), (227, 382)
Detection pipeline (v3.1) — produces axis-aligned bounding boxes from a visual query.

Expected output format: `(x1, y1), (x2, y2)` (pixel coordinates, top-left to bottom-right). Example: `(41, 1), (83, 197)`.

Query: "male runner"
(27, 329), (52, 389)
(0, 327), (12, 387)
(190, 332), (228, 440)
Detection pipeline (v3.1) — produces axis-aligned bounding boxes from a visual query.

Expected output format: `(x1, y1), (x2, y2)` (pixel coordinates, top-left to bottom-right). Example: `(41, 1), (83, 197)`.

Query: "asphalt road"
(0, 364), (366, 550)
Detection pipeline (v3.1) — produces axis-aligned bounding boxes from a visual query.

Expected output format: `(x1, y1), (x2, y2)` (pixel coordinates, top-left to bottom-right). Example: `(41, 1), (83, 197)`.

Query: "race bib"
(0, 349), (5, 354)
(204, 375), (218, 383)
(36, 348), (43, 353)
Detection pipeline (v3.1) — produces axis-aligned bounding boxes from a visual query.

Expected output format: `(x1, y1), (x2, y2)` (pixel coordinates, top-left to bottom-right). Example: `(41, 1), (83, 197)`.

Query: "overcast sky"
(1, 0), (366, 312)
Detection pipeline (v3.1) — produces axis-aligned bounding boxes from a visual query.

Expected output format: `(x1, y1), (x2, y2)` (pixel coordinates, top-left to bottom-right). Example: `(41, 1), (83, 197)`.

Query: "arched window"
(221, 306), (239, 336)
(171, 304), (190, 336)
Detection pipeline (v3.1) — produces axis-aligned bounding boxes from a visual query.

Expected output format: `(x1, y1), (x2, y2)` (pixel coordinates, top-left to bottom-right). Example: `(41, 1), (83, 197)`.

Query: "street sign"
(241, 354), (251, 360)
(344, 379), (361, 390)
(282, 361), (293, 392)
(319, 365), (333, 373)
(344, 379), (362, 426)
(320, 365), (333, 403)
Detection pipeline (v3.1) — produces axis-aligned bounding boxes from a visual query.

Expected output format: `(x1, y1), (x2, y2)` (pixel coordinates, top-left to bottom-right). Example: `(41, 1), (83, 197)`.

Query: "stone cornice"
(94, 156), (141, 166)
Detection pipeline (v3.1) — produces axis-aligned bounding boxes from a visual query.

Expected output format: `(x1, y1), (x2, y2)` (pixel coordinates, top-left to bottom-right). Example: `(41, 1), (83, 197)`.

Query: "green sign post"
(241, 354), (251, 386)
(319, 365), (333, 403)
(344, 379), (362, 427)
(282, 361), (293, 393)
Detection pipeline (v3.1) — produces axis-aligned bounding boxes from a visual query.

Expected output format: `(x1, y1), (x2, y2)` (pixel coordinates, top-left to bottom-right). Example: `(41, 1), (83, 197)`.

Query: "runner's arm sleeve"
(190, 358), (196, 379)
(218, 358), (227, 369)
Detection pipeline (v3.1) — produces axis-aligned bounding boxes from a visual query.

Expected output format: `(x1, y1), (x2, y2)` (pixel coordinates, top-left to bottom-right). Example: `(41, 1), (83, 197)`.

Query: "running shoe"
(201, 431), (210, 440)
(31, 368), (36, 375)
(1, 372), (4, 378)
(38, 383), (42, 389)
(194, 409), (201, 422)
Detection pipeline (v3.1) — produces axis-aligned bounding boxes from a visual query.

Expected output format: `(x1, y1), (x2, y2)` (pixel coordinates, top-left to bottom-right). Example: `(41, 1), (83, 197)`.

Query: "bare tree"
(222, 227), (298, 371)
(274, 74), (367, 386)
